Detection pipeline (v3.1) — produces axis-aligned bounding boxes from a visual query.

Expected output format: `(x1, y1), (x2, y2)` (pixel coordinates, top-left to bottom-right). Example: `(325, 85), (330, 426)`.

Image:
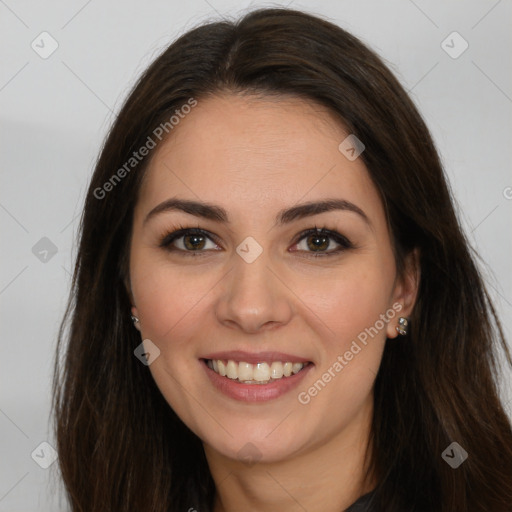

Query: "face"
(129, 93), (416, 464)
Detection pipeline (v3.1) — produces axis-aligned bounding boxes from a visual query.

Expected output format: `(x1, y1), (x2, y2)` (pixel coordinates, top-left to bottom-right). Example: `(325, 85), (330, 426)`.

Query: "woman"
(52, 7), (512, 511)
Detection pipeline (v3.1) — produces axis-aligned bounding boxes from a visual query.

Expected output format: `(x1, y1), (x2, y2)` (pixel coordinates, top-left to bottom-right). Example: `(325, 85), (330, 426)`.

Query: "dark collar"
(344, 490), (376, 511)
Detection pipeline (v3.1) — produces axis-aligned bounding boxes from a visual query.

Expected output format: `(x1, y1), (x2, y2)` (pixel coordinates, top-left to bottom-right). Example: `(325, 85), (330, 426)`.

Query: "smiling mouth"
(204, 359), (312, 385)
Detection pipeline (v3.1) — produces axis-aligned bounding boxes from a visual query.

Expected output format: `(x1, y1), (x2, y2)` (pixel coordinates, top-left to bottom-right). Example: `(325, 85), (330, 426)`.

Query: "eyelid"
(292, 227), (353, 248)
(288, 227), (354, 258)
(159, 225), (354, 257)
(159, 227), (222, 249)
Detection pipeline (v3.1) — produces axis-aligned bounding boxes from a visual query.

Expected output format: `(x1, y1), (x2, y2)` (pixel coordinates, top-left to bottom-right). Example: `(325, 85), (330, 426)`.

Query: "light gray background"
(1, 1), (511, 510)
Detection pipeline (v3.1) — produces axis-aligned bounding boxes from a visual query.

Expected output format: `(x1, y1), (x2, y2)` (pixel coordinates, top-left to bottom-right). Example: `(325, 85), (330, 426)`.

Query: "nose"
(214, 248), (294, 334)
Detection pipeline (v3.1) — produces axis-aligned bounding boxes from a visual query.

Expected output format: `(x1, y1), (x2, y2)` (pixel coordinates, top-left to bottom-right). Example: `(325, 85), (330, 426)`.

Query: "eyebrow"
(143, 197), (371, 228)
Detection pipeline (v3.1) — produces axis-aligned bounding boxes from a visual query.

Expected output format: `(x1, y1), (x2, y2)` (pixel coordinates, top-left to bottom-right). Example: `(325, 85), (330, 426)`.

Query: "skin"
(128, 93), (419, 511)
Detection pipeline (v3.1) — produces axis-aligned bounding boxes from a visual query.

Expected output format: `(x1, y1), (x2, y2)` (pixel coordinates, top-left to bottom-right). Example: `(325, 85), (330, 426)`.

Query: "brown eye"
(305, 233), (330, 252)
(292, 228), (353, 257)
(160, 228), (221, 256)
(182, 233), (207, 250)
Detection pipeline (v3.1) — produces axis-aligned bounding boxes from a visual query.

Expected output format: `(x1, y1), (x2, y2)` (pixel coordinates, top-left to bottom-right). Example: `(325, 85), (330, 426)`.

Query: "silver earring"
(396, 317), (409, 336)
(131, 315), (139, 324)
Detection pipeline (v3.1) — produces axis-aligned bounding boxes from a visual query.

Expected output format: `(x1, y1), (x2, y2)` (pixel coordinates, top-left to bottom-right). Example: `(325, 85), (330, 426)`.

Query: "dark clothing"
(345, 491), (376, 511)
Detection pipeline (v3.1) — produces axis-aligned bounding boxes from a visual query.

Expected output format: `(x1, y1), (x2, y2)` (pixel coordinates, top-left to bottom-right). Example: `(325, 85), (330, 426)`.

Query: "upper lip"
(201, 350), (311, 365)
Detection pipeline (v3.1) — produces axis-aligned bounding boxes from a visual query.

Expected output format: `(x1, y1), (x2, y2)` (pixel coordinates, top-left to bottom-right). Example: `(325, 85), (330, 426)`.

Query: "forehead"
(136, 94), (385, 228)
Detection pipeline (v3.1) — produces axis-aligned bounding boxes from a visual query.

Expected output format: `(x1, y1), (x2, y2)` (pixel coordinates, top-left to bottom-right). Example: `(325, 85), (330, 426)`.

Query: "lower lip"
(201, 359), (313, 402)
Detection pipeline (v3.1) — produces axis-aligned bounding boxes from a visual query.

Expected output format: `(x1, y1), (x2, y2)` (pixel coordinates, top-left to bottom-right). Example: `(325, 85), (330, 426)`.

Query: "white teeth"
(238, 362), (253, 381)
(270, 361), (284, 379)
(226, 360), (238, 379)
(207, 359), (308, 383)
(292, 362), (303, 374)
(253, 362), (270, 382)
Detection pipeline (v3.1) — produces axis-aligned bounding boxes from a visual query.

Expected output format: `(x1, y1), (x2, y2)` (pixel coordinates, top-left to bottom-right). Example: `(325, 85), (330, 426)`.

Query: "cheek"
(129, 256), (215, 430)
(295, 256), (394, 410)
(130, 253), (219, 343)
(299, 258), (395, 350)
(293, 270), (391, 429)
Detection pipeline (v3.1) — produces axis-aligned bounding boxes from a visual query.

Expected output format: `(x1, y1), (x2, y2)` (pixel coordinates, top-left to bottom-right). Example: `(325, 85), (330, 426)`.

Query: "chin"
(198, 418), (313, 465)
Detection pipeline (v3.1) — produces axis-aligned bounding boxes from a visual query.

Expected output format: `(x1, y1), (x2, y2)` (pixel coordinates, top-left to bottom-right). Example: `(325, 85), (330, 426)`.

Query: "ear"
(386, 248), (420, 339)
(124, 271), (141, 331)
(131, 305), (141, 332)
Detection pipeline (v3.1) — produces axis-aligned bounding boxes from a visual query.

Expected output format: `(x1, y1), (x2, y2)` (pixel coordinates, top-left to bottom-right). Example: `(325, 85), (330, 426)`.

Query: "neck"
(206, 398), (376, 512)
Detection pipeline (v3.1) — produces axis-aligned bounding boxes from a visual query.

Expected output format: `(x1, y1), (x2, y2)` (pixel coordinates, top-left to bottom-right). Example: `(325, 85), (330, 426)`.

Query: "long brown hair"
(52, 7), (512, 511)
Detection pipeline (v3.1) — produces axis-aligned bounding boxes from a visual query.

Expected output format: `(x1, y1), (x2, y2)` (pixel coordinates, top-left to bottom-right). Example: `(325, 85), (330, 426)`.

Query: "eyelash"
(158, 224), (354, 258)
